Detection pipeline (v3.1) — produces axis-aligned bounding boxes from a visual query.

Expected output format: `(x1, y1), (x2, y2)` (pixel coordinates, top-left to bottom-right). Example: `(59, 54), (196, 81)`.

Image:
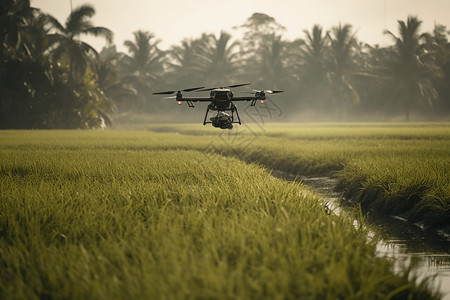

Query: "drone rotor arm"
(177, 97), (212, 102)
(230, 96), (257, 101)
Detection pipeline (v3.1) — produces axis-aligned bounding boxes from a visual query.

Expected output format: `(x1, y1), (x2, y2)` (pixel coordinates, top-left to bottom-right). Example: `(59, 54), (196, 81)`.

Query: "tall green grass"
(145, 123), (450, 231)
(335, 154), (449, 230)
(0, 131), (440, 299)
(2, 124), (448, 230)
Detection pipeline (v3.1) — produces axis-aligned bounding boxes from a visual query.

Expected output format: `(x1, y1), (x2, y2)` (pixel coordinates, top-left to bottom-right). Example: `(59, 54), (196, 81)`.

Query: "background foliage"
(1, 1), (450, 128)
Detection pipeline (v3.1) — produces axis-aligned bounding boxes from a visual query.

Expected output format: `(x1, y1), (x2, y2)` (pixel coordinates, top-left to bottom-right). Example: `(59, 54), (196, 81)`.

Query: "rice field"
(0, 125), (447, 299)
(146, 122), (450, 231)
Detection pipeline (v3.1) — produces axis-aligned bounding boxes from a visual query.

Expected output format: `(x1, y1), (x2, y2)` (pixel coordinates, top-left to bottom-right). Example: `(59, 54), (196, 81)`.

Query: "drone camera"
(210, 112), (233, 130)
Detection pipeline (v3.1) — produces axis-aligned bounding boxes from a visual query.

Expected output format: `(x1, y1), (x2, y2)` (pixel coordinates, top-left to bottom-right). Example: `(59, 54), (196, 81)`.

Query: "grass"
(145, 122), (450, 231)
(2, 124), (448, 231)
(335, 153), (449, 229)
(0, 129), (442, 299)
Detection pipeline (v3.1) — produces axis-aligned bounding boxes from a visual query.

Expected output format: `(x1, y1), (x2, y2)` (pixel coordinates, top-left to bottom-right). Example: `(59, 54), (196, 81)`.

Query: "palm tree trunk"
(69, 59), (74, 84)
(403, 85), (412, 122)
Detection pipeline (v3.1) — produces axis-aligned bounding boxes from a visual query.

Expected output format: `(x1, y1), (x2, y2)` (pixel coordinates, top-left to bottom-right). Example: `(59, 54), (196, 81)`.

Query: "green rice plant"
(143, 122), (450, 230)
(0, 131), (441, 299)
(2, 123), (448, 231)
(336, 154), (449, 230)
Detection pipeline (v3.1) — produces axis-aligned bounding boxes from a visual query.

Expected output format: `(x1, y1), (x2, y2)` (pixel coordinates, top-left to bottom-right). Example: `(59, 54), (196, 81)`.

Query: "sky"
(31, 0), (450, 52)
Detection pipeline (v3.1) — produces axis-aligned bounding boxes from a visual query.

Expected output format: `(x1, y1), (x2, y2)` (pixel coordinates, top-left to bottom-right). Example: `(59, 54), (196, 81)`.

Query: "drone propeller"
(254, 89), (284, 94)
(152, 86), (205, 95)
(197, 83), (252, 92)
(241, 89), (284, 94)
(196, 87), (216, 92)
(227, 83), (252, 88)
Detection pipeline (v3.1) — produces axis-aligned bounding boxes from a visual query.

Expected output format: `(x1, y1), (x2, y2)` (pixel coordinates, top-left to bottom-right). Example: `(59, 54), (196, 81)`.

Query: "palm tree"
(384, 16), (440, 121)
(46, 4), (113, 83)
(120, 30), (166, 110)
(327, 23), (360, 116)
(0, 0), (35, 51)
(297, 25), (329, 111)
(256, 34), (288, 88)
(16, 10), (51, 61)
(352, 44), (394, 115)
(300, 25), (328, 78)
(167, 38), (204, 87)
(195, 31), (241, 85)
(236, 12), (286, 59)
(0, 0), (35, 96)
(428, 25), (450, 113)
(0, 1), (56, 128)
(96, 46), (137, 112)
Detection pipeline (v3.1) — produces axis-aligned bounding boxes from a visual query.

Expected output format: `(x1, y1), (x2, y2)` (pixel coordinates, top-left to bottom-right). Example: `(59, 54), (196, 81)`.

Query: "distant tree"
(0, 0), (30, 45)
(16, 11), (50, 61)
(0, 1), (58, 128)
(234, 13), (286, 83)
(300, 25), (328, 79)
(46, 4), (113, 83)
(0, 0), (35, 100)
(425, 24), (450, 114)
(351, 44), (395, 117)
(167, 38), (206, 87)
(327, 23), (360, 117)
(96, 46), (136, 112)
(384, 16), (440, 121)
(44, 4), (116, 128)
(235, 12), (286, 57)
(255, 34), (289, 89)
(195, 31), (241, 85)
(297, 25), (330, 112)
(120, 30), (166, 111)
(1, 3), (116, 129)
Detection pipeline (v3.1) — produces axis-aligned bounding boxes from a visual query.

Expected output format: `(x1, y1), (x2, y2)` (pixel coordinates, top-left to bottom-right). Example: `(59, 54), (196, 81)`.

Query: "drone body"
(153, 83), (283, 129)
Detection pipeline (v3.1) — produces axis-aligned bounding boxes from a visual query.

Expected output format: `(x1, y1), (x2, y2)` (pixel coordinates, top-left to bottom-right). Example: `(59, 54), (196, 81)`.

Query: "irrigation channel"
(272, 171), (450, 299)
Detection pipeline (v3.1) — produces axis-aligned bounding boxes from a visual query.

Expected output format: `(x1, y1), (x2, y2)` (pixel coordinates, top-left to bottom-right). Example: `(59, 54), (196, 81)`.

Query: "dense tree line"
(1, 1), (449, 128)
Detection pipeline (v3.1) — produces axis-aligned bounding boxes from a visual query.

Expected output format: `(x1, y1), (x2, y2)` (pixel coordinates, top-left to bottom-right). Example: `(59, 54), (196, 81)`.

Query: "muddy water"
(274, 172), (450, 299)
(303, 176), (450, 299)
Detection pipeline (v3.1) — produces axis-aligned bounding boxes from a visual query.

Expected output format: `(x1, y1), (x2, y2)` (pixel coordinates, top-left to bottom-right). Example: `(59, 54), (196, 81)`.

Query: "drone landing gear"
(203, 103), (241, 129)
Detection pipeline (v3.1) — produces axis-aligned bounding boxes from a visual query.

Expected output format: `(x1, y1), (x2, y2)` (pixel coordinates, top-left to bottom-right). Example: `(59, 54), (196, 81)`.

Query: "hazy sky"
(31, 0), (450, 52)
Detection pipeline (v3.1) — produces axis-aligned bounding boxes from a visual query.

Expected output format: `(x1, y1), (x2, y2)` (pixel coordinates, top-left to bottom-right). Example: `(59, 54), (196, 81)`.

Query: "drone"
(153, 83), (283, 129)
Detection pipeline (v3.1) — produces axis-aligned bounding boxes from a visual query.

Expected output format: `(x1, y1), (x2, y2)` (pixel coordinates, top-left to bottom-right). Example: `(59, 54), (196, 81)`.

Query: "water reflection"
(377, 241), (450, 299)
(299, 176), (450, 300)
